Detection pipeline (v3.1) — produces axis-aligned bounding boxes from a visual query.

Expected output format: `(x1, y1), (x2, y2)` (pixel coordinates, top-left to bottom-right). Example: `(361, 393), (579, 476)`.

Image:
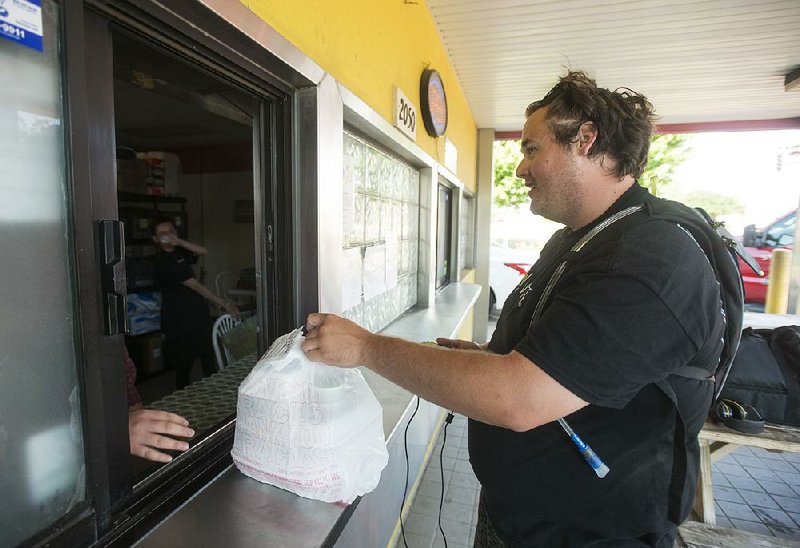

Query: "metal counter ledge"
(136, 282), (482, 548)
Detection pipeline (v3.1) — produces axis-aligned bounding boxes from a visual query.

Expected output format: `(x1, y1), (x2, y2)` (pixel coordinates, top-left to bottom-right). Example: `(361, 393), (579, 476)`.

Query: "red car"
(740, 211), (796, 304)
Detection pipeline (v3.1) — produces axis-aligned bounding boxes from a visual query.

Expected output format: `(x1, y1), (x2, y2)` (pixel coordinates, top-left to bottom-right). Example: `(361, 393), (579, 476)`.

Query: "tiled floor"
(711, 445), (800, 540)
(397, 415), (800, 547)
(396, 413), (480, 548)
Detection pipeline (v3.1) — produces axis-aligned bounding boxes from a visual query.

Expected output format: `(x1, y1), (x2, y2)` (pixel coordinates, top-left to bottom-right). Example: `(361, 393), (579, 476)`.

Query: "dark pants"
(474, 490), (507, 548)
(473, 489), (677, 547)
(164, 320), (215, 390)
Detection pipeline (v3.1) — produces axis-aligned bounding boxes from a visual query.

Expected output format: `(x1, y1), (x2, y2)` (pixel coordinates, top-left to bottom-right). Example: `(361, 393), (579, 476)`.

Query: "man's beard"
(529, 164), (581, 227)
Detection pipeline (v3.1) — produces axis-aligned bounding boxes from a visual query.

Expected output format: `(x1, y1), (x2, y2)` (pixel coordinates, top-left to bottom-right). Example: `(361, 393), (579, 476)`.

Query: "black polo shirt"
(154, 247), (208, 339)
(469, 184), (723, 546)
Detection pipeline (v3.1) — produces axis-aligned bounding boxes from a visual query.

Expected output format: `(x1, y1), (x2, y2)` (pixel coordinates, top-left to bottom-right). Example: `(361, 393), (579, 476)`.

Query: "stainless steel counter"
(136, 283), (481, 548)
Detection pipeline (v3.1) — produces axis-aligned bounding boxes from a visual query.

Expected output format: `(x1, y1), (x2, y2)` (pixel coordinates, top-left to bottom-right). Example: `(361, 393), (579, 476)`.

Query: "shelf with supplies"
(118, 192), (188, 242)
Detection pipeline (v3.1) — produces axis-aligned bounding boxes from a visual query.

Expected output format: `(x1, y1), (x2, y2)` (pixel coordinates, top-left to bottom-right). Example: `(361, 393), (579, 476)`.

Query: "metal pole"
(765, 249), (793, 314)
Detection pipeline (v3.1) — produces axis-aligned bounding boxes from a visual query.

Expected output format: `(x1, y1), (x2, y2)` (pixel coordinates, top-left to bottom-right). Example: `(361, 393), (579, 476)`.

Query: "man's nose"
(515, 159), (527, 179)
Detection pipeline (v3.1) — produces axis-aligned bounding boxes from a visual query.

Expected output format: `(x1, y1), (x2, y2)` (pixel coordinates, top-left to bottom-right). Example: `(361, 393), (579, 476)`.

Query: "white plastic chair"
(214, 271), (237, 301)
(212, 313), (240, 371)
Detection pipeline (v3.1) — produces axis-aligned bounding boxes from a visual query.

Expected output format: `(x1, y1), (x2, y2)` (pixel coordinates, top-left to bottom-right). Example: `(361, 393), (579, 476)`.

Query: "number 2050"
(398, 98), (416, 131)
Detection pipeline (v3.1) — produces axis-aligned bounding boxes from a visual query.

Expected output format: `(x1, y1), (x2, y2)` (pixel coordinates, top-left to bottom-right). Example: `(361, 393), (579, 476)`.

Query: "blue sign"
(0, 0), (43, 52)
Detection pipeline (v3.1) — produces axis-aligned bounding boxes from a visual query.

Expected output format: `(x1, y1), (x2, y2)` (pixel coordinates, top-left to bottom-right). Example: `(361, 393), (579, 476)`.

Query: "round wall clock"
(420, 69), (448, 137)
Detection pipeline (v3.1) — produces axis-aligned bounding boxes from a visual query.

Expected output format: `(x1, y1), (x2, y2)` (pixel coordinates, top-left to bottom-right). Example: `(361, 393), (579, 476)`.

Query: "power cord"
(399, 397), (420, 548)
(437, 412), (455, 548)
(398, 404), (456, 548)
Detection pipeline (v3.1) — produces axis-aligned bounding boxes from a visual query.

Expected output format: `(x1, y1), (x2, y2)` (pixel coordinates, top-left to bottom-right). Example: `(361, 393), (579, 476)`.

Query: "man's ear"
(575, 121), (598, 155)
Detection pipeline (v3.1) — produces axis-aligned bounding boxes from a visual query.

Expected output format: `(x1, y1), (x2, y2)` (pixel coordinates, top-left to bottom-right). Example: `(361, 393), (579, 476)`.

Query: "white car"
(488, 243), (537, 317)
(488, 211), (560, 318)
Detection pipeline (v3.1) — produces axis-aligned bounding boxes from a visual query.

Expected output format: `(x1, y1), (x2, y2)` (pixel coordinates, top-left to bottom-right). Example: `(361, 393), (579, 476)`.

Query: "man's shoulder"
(617, 218), (712, 269)
(595, 217), (717, 302)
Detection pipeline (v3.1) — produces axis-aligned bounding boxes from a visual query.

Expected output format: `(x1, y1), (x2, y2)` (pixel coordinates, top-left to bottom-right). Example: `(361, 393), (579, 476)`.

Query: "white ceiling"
(426, 0), (800, 131)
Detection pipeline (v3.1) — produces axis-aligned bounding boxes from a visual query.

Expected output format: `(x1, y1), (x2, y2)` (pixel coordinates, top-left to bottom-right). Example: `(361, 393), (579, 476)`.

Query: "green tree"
(680, 190), (745, 218)
(639, 134), (692, 196)
(492, 133), (692, 206)
(492, 139), (525, 208)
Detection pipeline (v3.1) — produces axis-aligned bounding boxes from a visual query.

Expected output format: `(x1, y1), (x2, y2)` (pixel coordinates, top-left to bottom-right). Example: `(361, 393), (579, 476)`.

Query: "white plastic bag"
(231, 328), (389, 504)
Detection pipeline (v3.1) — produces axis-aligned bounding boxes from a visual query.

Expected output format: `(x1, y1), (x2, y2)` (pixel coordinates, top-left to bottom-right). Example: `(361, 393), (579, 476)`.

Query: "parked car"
(740, 210), (796, 304)
(489, 243), (534, 317)
(488, 210), (796, 311)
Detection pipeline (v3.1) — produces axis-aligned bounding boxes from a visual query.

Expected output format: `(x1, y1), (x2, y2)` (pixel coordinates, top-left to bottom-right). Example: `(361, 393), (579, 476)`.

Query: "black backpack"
(719, 326), (800, 426)
(644, 198), (750, 401)
(534, 196), (751, 401)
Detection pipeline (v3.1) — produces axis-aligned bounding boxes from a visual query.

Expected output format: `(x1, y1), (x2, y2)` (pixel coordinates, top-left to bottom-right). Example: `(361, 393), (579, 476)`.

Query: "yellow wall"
(241, 0), (477, 192)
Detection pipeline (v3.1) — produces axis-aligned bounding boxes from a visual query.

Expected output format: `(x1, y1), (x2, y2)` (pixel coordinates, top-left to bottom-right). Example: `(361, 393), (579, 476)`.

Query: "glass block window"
(460, 194), (476, 271)
(341, 131), (420, 332)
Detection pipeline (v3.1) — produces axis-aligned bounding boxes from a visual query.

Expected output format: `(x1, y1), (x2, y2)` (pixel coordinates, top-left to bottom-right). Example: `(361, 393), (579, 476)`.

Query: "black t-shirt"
(154, 247), (208, 337)
(470, 184), (724, 546)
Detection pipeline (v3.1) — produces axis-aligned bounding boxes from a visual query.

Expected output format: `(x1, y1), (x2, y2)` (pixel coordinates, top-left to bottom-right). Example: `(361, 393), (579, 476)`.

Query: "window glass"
(460, 194), (476, 271)
(111, 33), (260, 480)
(0, 2), (87, 544)
(436, 184), (453, 289)
(764, 214), (795, 247)
(342, 131), (420, 331)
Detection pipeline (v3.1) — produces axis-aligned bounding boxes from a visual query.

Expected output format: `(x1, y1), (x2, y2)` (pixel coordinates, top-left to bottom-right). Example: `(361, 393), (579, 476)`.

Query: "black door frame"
(30, 1), (301, 545)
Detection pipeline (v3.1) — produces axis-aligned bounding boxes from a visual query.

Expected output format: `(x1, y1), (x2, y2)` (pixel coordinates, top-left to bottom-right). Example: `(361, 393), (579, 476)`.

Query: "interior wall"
(472, 129), (494, 344)
(181, 171), (255, 294)
(458, 269), (476, 341)
(240, 0), (478, 192)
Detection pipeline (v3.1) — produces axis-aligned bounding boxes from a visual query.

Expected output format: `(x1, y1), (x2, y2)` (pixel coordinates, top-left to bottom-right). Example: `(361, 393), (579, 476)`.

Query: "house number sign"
(394, 86), (417, 141)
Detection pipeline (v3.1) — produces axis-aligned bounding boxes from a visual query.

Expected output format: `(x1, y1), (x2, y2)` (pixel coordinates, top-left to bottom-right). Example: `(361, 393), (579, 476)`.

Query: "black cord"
(437, 412), (455, 548)
(399, 397), (421, 548)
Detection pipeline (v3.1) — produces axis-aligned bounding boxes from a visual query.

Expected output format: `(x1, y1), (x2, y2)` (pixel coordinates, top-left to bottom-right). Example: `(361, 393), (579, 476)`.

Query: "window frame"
(459, 190), (477, 275)
(27, 1), (302, 545)
(435, 181), (455, 290)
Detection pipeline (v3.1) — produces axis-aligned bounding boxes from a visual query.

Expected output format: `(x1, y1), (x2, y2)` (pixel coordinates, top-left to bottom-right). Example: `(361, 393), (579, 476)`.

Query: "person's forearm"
(176, 238), (208, 256)
(182, 278), (239, 317)
(188, 280), (225, 307)
(302, 313), (586, 430)
(361, 335), (538, 430)
(200, 286), (225, 308)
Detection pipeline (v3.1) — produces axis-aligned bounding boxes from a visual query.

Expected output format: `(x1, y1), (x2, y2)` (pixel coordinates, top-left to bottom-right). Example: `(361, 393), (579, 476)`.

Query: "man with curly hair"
(303, 72), (724, 547)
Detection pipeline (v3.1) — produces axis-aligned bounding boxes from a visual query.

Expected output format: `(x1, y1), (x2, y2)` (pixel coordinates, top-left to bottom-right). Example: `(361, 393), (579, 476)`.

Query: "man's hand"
(436, 338), (487, 351)
(129, 408), (194, 463)
(301, 313), (375, 368)
(223, 302), (241, 321)
(152, 233), (177, 246)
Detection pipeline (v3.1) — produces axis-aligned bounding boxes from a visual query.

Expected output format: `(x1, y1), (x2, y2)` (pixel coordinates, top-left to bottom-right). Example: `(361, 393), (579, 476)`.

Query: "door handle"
(97, 219), (129, 335)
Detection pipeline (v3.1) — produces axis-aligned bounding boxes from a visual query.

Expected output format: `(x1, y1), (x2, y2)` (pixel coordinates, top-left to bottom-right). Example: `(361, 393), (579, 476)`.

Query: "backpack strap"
(672, 365), (714, 381)
(528, 205), (645, 328)
(644, 201), (745, 400)
(695, 207), (763, 277)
